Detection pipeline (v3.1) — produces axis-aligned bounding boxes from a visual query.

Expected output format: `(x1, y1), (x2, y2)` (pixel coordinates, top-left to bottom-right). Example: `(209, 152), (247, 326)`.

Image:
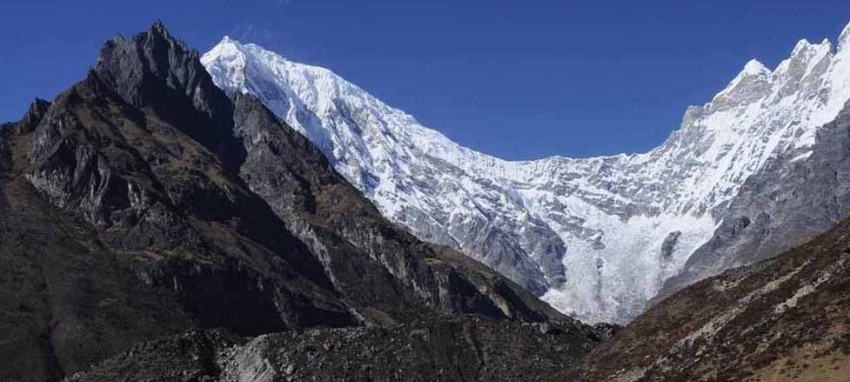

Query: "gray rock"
(662, 99), (850, 299)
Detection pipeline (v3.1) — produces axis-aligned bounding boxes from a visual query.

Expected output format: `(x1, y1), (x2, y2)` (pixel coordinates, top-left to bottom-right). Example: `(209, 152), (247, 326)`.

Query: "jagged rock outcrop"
(0, 23), (590, 382)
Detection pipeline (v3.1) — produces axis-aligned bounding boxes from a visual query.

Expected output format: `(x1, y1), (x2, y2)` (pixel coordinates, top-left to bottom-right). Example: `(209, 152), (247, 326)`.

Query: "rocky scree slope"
(67, 318), (615, 382)
(203, 22), (850, 323)
(0, 23), (597, 382)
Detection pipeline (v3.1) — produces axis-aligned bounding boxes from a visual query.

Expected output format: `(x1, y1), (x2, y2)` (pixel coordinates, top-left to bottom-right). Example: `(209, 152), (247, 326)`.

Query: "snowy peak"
(712, 59), (772, 110)
(208, 35), (244, 58)
(724, 59), (771, 91)
(742, 59), (771, 76)
(203, 37), (249, 92)
(210, 36), (245, 60)
(202, 21), (850, 323)
(776, 38), (832, 74)
(791, 38), (815, 56)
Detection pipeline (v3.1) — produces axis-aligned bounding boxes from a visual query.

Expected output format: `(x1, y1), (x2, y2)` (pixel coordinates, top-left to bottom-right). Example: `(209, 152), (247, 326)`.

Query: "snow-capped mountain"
(202, 22), (850, 323)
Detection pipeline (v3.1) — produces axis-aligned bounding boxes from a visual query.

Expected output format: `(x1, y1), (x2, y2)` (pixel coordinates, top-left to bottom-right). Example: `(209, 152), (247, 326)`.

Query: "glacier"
(201, 21), (850, 323)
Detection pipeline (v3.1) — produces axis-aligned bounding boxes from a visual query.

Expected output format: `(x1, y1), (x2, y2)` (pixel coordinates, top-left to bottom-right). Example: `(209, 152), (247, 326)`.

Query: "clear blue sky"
(2, 1), (850, 159)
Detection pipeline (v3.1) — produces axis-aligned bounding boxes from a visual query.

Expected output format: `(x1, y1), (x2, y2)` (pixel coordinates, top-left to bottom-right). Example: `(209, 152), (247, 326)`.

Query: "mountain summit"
(0, 23), (596, 382)
(203, 20), (850, 323)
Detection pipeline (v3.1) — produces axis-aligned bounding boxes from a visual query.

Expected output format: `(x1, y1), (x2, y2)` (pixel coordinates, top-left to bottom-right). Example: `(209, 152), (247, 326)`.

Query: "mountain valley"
(4, 17), (850, 382)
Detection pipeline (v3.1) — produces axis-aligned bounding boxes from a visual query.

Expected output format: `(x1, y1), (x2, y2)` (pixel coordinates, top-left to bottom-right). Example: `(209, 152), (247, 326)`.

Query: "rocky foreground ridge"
(67, 318), (616, 382)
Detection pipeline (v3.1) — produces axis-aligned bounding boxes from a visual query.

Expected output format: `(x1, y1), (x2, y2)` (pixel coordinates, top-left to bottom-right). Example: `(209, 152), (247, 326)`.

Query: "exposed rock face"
(230, 93), (566, 323)
(554, 213), (850, 381)
(659, 231), (681, 260)
(661, 99), (850, 298)
(0, 24), (587, 382)
(94, 21), (244, 172)
(67, 319), (609, 382)
(0, 171), (192, 382)
(202, 23), (850, 323)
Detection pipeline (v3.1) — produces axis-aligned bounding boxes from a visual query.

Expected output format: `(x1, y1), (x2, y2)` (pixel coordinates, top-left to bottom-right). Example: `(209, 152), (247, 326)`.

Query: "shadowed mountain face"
(0, 23), (598, 382)
(229, 92), (569, 323)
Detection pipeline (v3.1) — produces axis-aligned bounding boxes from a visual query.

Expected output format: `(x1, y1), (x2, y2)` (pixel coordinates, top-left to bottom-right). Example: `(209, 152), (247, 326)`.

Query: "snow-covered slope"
(202, 22), (850, 323)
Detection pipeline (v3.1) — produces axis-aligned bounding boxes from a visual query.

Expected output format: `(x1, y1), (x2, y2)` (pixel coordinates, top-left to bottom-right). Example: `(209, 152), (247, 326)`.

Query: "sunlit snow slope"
(202, 22), (850, 323)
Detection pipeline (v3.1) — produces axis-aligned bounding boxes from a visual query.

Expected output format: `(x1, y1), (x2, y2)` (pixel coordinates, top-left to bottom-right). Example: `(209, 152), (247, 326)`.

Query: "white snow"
(201, 20), (850, 323)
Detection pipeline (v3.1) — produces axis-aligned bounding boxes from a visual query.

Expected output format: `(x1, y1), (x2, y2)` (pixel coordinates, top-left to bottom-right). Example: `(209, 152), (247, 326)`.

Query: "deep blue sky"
(2, 1), (850, 159)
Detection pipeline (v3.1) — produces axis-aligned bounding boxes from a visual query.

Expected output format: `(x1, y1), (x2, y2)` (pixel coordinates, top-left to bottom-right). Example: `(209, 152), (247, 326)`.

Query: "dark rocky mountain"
(0, 23), (603, 381)
(229, 92), (564, 324)
(554, 193), (850, 381)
